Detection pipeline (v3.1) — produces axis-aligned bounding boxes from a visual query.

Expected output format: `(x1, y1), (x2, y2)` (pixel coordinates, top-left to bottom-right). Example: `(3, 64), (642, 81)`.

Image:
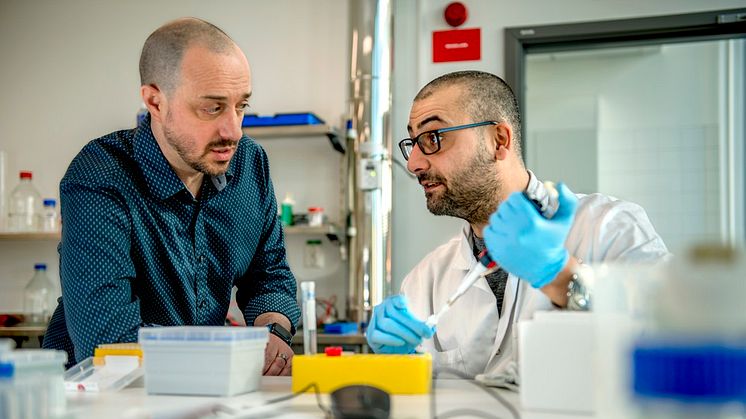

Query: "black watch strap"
(267, 323), (293, 346)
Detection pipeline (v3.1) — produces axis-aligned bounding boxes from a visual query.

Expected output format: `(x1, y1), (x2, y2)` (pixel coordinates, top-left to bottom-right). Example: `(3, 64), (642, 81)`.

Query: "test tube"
(300, 281), (317, 354)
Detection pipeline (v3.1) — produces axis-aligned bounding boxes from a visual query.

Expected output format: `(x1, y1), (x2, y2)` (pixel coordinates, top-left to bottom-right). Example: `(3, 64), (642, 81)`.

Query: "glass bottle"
(8, 171), (42, 232)
(23, 263), (56, 325)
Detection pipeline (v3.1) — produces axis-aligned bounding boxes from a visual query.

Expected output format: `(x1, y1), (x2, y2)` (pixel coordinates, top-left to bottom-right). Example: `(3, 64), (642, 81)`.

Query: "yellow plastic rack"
(93, 343), (143, 366)
(292, 353), (432, 394)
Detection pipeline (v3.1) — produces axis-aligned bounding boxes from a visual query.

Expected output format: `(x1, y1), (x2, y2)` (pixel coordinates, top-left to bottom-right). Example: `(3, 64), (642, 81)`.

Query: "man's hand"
(263, 333), (293, 376)
(483, 183), (579, 288)
(254, 312), (294, 376)
(366, 295), (434, 354)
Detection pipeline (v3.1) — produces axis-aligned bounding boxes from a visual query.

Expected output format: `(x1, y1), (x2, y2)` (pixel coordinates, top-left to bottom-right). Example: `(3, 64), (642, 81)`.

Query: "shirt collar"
(133, 114), (233, 200)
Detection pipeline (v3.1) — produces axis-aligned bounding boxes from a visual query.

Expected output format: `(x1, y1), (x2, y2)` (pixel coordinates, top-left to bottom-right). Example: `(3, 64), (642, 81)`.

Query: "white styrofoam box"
(139, 326), (268, 396)
(519, 312), (595, 413)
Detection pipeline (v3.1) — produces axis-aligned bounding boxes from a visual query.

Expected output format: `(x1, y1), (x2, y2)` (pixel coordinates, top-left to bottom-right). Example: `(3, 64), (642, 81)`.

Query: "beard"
(418, 140), (502, 225)
(162, 111), (237, 177)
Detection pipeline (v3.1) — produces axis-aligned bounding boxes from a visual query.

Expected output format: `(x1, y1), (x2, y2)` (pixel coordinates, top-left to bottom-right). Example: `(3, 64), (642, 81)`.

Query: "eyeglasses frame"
(398, 120), (498, 161)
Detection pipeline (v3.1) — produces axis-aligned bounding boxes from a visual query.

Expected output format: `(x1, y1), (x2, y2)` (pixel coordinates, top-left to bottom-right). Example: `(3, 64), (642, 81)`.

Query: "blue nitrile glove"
(483, 182), (579, 288)
(366, 295), (435, 354)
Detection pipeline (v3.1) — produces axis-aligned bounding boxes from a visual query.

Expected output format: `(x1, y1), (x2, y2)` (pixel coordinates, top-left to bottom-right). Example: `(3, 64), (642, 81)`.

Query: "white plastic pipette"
(425, 250), (497, 328)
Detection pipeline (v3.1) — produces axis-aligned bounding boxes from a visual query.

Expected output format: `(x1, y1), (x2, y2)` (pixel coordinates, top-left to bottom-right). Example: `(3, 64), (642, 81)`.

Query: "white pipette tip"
(425, 304), (450, 328)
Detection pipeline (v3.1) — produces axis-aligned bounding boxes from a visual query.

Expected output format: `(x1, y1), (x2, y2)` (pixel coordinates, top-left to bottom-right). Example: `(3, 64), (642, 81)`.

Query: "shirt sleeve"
(234, 147), (300, 332)
(571, 195), (671, 263)
(59, 181), (142, 362)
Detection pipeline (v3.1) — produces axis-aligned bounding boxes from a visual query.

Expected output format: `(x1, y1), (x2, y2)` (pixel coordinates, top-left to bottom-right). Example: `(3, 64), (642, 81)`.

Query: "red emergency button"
(325, 346), (343, 356)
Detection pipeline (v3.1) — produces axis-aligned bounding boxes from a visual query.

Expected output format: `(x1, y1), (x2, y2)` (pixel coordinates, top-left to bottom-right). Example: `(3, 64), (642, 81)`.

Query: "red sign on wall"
(432, 28), (481, 63)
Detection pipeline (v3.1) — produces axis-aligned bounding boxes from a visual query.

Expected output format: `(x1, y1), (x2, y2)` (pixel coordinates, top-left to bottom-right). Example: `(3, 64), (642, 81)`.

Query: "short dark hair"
(414, 71), (522, 156)
(139, 17), (235, 96)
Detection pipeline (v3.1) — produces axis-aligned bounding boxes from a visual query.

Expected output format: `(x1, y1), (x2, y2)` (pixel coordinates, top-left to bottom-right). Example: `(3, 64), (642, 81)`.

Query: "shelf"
(243, 124), (344, 154)
(0, 325), (46, 337)
(284, 224), (339, 236)
(0, 231), (61, 241)
(242, 124), (335, 139)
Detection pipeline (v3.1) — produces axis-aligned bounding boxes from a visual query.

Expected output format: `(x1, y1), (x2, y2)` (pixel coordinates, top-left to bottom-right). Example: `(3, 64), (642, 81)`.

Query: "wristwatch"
(566, 264), (592, 311)
(267, 323), (293, 346)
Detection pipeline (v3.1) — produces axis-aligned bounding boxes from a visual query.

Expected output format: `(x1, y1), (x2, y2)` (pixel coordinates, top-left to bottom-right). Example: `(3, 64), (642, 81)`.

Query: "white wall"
(390, 0), (746, 290)
(0, 0), (348, 313)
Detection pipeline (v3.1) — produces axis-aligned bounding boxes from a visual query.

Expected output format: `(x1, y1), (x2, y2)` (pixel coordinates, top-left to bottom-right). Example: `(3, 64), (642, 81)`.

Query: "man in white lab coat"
(365, 71), (668, 380)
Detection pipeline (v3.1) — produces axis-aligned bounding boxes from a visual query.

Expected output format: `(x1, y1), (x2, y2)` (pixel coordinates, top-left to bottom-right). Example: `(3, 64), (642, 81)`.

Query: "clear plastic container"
(40, 198), (57, 232)
(139, 326), (268, 396)
(64, 355), (142, 393)
(7, 171), (42, 232)
(23, 263), (56, 326)
(304, 239), (324, 268)
(308, 206), (324, 227)
(0, 349), (67, 419)
(300, 282), (317, 355)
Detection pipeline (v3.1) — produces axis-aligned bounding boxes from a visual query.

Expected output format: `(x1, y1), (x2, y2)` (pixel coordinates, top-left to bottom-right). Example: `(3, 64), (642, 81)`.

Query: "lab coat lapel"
(455, 223), (493, 296)
(487, 272), (520, 365)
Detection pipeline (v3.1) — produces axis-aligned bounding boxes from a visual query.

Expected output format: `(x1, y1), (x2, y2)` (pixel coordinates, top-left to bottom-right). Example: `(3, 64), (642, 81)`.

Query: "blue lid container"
(34, 263), (47, 270)
(242, 112), (324, 127)
(633, 341), (746, 404)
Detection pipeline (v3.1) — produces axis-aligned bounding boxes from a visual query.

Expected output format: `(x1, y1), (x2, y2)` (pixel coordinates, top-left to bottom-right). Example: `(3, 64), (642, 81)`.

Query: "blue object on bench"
(242, 112), (324, 127)
(323, 322), (359, 335)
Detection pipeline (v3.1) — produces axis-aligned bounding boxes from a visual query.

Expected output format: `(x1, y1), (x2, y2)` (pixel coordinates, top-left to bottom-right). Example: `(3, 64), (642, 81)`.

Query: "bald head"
(415, 71), (522, 156)
(139, 17), (237, 96)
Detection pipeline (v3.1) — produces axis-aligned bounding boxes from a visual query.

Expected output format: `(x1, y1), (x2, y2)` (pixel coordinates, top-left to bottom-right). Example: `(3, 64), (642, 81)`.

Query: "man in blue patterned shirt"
(43, 18), (299, 375)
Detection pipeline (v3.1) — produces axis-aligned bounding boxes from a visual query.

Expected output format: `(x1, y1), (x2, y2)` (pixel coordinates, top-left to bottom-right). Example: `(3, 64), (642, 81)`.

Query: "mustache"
(417, 172), (446, 185)
(207, 139), (239, 149)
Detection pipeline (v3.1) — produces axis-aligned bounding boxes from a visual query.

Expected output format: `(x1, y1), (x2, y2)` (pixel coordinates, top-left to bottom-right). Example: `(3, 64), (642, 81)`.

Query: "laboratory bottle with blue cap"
(23, 263), (56, 325)
(41, 198), (58, 232)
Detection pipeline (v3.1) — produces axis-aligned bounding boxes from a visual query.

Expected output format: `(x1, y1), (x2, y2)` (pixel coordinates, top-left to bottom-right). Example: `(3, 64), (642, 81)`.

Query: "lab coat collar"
(454, 222), (475, 270)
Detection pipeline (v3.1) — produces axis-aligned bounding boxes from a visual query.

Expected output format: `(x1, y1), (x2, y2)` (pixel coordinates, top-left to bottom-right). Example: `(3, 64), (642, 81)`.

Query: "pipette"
(425, 249), (497, 327)
(425, 181), (560, 328)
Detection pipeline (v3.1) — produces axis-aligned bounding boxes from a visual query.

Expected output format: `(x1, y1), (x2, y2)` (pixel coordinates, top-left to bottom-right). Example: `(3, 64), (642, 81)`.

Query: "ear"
(494, 122), (513, 161)
(140, 84), (166, 123)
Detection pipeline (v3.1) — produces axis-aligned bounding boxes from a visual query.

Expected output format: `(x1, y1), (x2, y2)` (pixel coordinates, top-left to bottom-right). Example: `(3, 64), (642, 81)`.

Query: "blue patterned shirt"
(43, 115), (299, 364)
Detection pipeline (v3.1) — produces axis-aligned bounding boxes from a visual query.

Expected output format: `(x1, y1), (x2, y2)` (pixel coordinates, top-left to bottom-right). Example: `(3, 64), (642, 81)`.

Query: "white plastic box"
(139, 326), (268, 396)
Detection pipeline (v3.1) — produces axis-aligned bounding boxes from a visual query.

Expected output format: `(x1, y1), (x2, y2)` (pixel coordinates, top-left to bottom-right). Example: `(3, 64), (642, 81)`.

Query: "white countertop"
(64, 376), (594, 419)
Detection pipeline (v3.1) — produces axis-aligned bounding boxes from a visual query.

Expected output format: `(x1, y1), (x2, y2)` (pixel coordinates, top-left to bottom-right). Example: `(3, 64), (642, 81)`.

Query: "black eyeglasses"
(398, 121), (498, 161)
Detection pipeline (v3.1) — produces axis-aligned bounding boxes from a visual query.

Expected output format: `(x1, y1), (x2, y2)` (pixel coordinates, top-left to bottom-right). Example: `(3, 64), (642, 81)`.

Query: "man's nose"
(219, 110), (243, 141)
(406, 142), (429, 174)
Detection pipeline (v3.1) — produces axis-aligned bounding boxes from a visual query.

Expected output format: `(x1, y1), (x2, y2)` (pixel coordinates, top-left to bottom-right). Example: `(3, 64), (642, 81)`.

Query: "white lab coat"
(400, 190), (669, 378)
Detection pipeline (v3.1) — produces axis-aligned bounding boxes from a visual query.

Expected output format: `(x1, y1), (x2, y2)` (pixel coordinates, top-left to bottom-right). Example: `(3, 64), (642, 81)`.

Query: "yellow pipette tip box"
(292, 352), (432, 394)
(93, 343), (143, 366)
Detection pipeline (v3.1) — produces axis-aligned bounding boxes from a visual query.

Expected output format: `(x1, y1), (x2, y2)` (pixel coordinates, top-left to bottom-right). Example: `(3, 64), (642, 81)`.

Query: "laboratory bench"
(0, 325), (45, 348)
(65, 375), (593, 419)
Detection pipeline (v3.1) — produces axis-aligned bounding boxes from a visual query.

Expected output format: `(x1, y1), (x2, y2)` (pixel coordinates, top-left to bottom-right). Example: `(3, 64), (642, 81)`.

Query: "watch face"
(270, 323), (292, 342)
(568, 276), (590, 311)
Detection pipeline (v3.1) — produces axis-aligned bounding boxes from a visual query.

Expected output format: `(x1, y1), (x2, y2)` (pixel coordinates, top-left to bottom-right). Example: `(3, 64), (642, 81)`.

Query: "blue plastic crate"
(323, 322), (359, 335)
(242, 112), (324, 127)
